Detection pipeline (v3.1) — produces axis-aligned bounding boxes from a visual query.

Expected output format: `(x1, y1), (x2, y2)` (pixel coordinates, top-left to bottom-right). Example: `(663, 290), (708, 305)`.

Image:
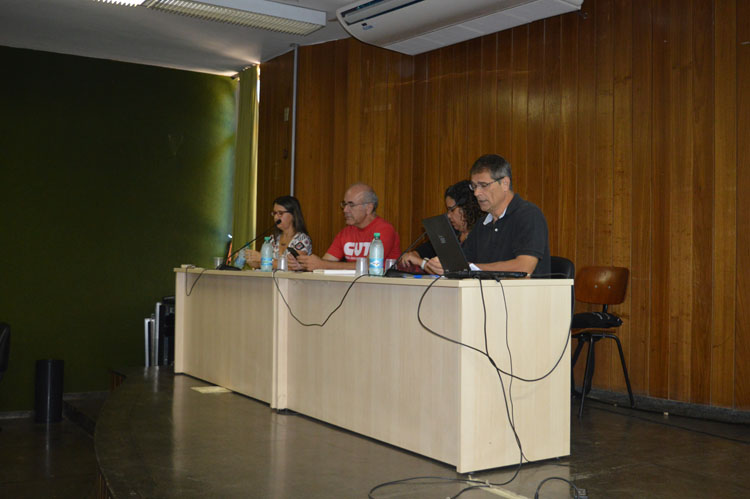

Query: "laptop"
(421, 214), (527, 280)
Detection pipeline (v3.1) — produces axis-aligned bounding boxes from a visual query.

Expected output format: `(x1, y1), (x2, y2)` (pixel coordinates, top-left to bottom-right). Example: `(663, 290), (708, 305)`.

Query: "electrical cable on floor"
(534, 477), (587, 499)
(370, 275), (583, 498)
(370, 277), (528, 497)
(367, 476), (493, 499)
(270, 269), (583, 498)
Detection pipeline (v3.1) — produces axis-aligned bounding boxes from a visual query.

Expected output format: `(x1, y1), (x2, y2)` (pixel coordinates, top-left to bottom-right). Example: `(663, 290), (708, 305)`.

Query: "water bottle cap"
(374, 232), (380, 238)
(264, 236), (270, 241)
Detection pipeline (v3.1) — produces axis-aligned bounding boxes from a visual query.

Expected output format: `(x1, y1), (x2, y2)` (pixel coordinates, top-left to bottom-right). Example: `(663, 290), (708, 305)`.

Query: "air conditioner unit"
(336, 0), (583, 55)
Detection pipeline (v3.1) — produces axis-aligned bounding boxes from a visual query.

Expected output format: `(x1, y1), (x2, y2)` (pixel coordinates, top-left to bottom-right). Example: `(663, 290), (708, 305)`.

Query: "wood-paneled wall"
(256, 50), (294, 242)
(257, 0), (750, 410)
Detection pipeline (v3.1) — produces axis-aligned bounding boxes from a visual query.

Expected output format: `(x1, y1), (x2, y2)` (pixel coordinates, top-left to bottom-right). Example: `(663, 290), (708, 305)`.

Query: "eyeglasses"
(271, 210), (290, 217)
(446, 203), (460, 213)
(339, 201), (370, 209)
(469, 177), (504, 191)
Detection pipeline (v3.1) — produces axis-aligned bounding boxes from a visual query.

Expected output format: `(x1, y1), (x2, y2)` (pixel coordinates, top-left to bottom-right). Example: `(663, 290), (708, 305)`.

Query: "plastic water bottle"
(234, 247), (246, 269)
(260, 237), (273, 272)
(368, 232), (384, 276)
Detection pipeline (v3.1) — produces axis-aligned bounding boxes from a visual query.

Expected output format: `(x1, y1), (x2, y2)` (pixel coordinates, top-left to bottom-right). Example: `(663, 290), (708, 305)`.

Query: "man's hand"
(295, 253), (326, 271)
(424, 257), (444, 275)
(399, 251), (423, 269)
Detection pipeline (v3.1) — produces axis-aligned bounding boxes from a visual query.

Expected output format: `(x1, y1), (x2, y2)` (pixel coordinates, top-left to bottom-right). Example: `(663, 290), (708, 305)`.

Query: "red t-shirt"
(326, 216), (401, 262)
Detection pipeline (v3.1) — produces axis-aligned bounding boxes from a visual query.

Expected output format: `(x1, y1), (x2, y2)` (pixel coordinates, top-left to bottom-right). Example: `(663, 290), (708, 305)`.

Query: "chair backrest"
(0, 322), (10, 379)
(551, 256), (575, 279)
(574, 266), (629, 306)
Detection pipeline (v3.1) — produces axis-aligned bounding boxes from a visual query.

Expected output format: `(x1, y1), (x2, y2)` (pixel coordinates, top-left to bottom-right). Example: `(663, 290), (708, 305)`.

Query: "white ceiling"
(0, 0), (354, 76)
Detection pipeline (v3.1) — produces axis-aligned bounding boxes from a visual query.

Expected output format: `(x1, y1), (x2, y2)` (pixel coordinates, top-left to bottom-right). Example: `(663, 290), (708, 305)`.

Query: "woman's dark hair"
(444, 180), (482, 231)
(272, 195), (308, 236)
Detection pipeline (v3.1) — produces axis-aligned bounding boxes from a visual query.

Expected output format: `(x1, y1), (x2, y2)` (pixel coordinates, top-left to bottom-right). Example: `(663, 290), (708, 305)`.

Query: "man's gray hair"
(350, 182), (379, 211)
(470, 154), (513, 190)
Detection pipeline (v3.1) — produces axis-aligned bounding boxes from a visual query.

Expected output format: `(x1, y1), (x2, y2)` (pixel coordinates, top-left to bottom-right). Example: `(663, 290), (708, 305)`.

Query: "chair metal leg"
(606, 333), (635, 407)
(570, 335), (586, 396)
(579, 337), (596, 418)
(571, 336), (586, 368)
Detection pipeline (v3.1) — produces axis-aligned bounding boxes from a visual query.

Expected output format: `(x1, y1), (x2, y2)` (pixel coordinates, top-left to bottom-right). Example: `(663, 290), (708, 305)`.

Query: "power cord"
(367, 476), (494, 499)
(416, 277), (573, 384)
(271, 270), (368, 327)
(534, 477), (587, 498)
(269, 270), (583, 498)
(371, 275), (581, 498)
(184, 268), (208, 297)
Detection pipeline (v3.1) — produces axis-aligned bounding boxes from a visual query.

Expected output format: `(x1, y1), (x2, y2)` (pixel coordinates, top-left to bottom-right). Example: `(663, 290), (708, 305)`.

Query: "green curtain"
(231, 65), (259, 258)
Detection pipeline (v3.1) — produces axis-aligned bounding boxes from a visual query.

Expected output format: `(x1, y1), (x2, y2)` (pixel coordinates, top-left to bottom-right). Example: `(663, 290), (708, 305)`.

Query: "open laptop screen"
(421, 214), (527, 279)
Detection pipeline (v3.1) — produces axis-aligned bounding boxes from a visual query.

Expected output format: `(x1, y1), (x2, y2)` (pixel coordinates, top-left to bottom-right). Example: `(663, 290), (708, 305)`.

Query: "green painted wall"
(0, 46), (237, 411)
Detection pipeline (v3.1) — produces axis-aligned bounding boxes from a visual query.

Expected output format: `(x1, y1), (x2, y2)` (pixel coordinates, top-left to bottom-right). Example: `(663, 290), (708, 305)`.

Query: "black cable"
(389, 230), (428, 271)
(495, 279), (517, 429)
(416, 276), (488, 357)
(410, 275), (576, 496)
(220, 223), (278, 269)
(413, 276), (525, 492)
(417, 277), (573, 384)
(367, 476), (491, 499)
(477, 277), (524, 487)
(530, 272), (571, 278)
(271, 270), (367, 327)
(534, 476), (584, 498)
(269, 269), (580, 497)
(184, 268), (208, 297)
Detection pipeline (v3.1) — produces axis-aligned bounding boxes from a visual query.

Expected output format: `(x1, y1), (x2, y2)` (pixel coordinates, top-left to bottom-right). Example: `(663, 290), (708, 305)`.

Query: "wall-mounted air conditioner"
(336, 0), (583, 55)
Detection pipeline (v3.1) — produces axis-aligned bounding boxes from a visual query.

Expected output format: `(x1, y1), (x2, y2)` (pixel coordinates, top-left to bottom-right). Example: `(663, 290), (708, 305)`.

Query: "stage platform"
(92, 367), (750, 498)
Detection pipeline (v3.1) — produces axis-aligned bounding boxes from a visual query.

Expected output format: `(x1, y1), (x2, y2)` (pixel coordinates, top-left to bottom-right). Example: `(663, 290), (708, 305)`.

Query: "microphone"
(384, 231), (427, 276)
(216, 222), (279, 270)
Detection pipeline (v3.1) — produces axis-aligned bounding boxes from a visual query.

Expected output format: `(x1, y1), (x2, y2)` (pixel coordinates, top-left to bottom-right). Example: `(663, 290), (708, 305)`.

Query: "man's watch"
(420, 258), (429, 270)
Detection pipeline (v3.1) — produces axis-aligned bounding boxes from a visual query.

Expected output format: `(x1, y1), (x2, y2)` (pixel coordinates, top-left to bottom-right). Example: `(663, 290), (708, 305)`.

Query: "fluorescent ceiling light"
(95, 0), (146, 5)
(94, 0), (326, 35)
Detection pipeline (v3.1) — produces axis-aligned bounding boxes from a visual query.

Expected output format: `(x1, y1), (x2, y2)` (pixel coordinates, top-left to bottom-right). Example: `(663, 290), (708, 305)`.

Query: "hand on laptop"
(424, 257), (444, 275)
(398, 251), (423, 269)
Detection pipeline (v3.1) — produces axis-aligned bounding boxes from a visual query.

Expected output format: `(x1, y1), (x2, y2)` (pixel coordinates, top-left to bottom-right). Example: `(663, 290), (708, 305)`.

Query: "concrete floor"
(1, 379), (749, 499)
(0, 416), (97, 498)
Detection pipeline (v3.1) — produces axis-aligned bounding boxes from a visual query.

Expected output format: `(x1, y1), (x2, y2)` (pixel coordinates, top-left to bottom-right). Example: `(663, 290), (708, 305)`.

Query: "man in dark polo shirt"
(425, 154), (551, 276)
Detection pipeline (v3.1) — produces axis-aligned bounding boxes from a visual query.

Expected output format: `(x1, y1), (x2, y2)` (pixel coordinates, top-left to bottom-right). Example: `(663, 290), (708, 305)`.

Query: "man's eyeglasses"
(469, 177), (504, 191)
(339, 201), (370, 209)
(271, 210), (290, 217)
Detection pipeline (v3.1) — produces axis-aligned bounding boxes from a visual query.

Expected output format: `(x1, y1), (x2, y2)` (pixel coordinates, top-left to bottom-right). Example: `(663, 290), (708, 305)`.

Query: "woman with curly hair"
(400, 180), (483, 271)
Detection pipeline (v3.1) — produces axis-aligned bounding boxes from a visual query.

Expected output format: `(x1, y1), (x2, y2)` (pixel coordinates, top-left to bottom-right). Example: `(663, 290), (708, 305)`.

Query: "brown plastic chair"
(571, 266), (634, 417)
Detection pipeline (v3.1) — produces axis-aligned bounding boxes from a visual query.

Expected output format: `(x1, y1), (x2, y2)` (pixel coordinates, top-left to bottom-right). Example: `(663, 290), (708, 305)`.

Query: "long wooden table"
(175, 269), (572, 473)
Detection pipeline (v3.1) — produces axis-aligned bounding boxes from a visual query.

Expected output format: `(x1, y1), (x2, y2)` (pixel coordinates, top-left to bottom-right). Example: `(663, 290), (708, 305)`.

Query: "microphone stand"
(384, 231), (427, 277)
(217, 223), (278, 270)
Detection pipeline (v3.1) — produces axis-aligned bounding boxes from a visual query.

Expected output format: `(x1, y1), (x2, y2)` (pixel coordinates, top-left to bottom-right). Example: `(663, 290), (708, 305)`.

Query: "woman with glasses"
(400, 180), (482, 271)
(244, 195), (312, 270)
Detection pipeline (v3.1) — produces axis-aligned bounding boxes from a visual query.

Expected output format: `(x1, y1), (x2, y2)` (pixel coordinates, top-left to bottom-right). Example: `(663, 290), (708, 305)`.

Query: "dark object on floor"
(35, 359), (64, 423)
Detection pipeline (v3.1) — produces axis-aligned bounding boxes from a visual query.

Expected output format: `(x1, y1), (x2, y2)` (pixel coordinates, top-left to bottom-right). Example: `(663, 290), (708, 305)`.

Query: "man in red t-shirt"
(296, 183), (401, 270)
